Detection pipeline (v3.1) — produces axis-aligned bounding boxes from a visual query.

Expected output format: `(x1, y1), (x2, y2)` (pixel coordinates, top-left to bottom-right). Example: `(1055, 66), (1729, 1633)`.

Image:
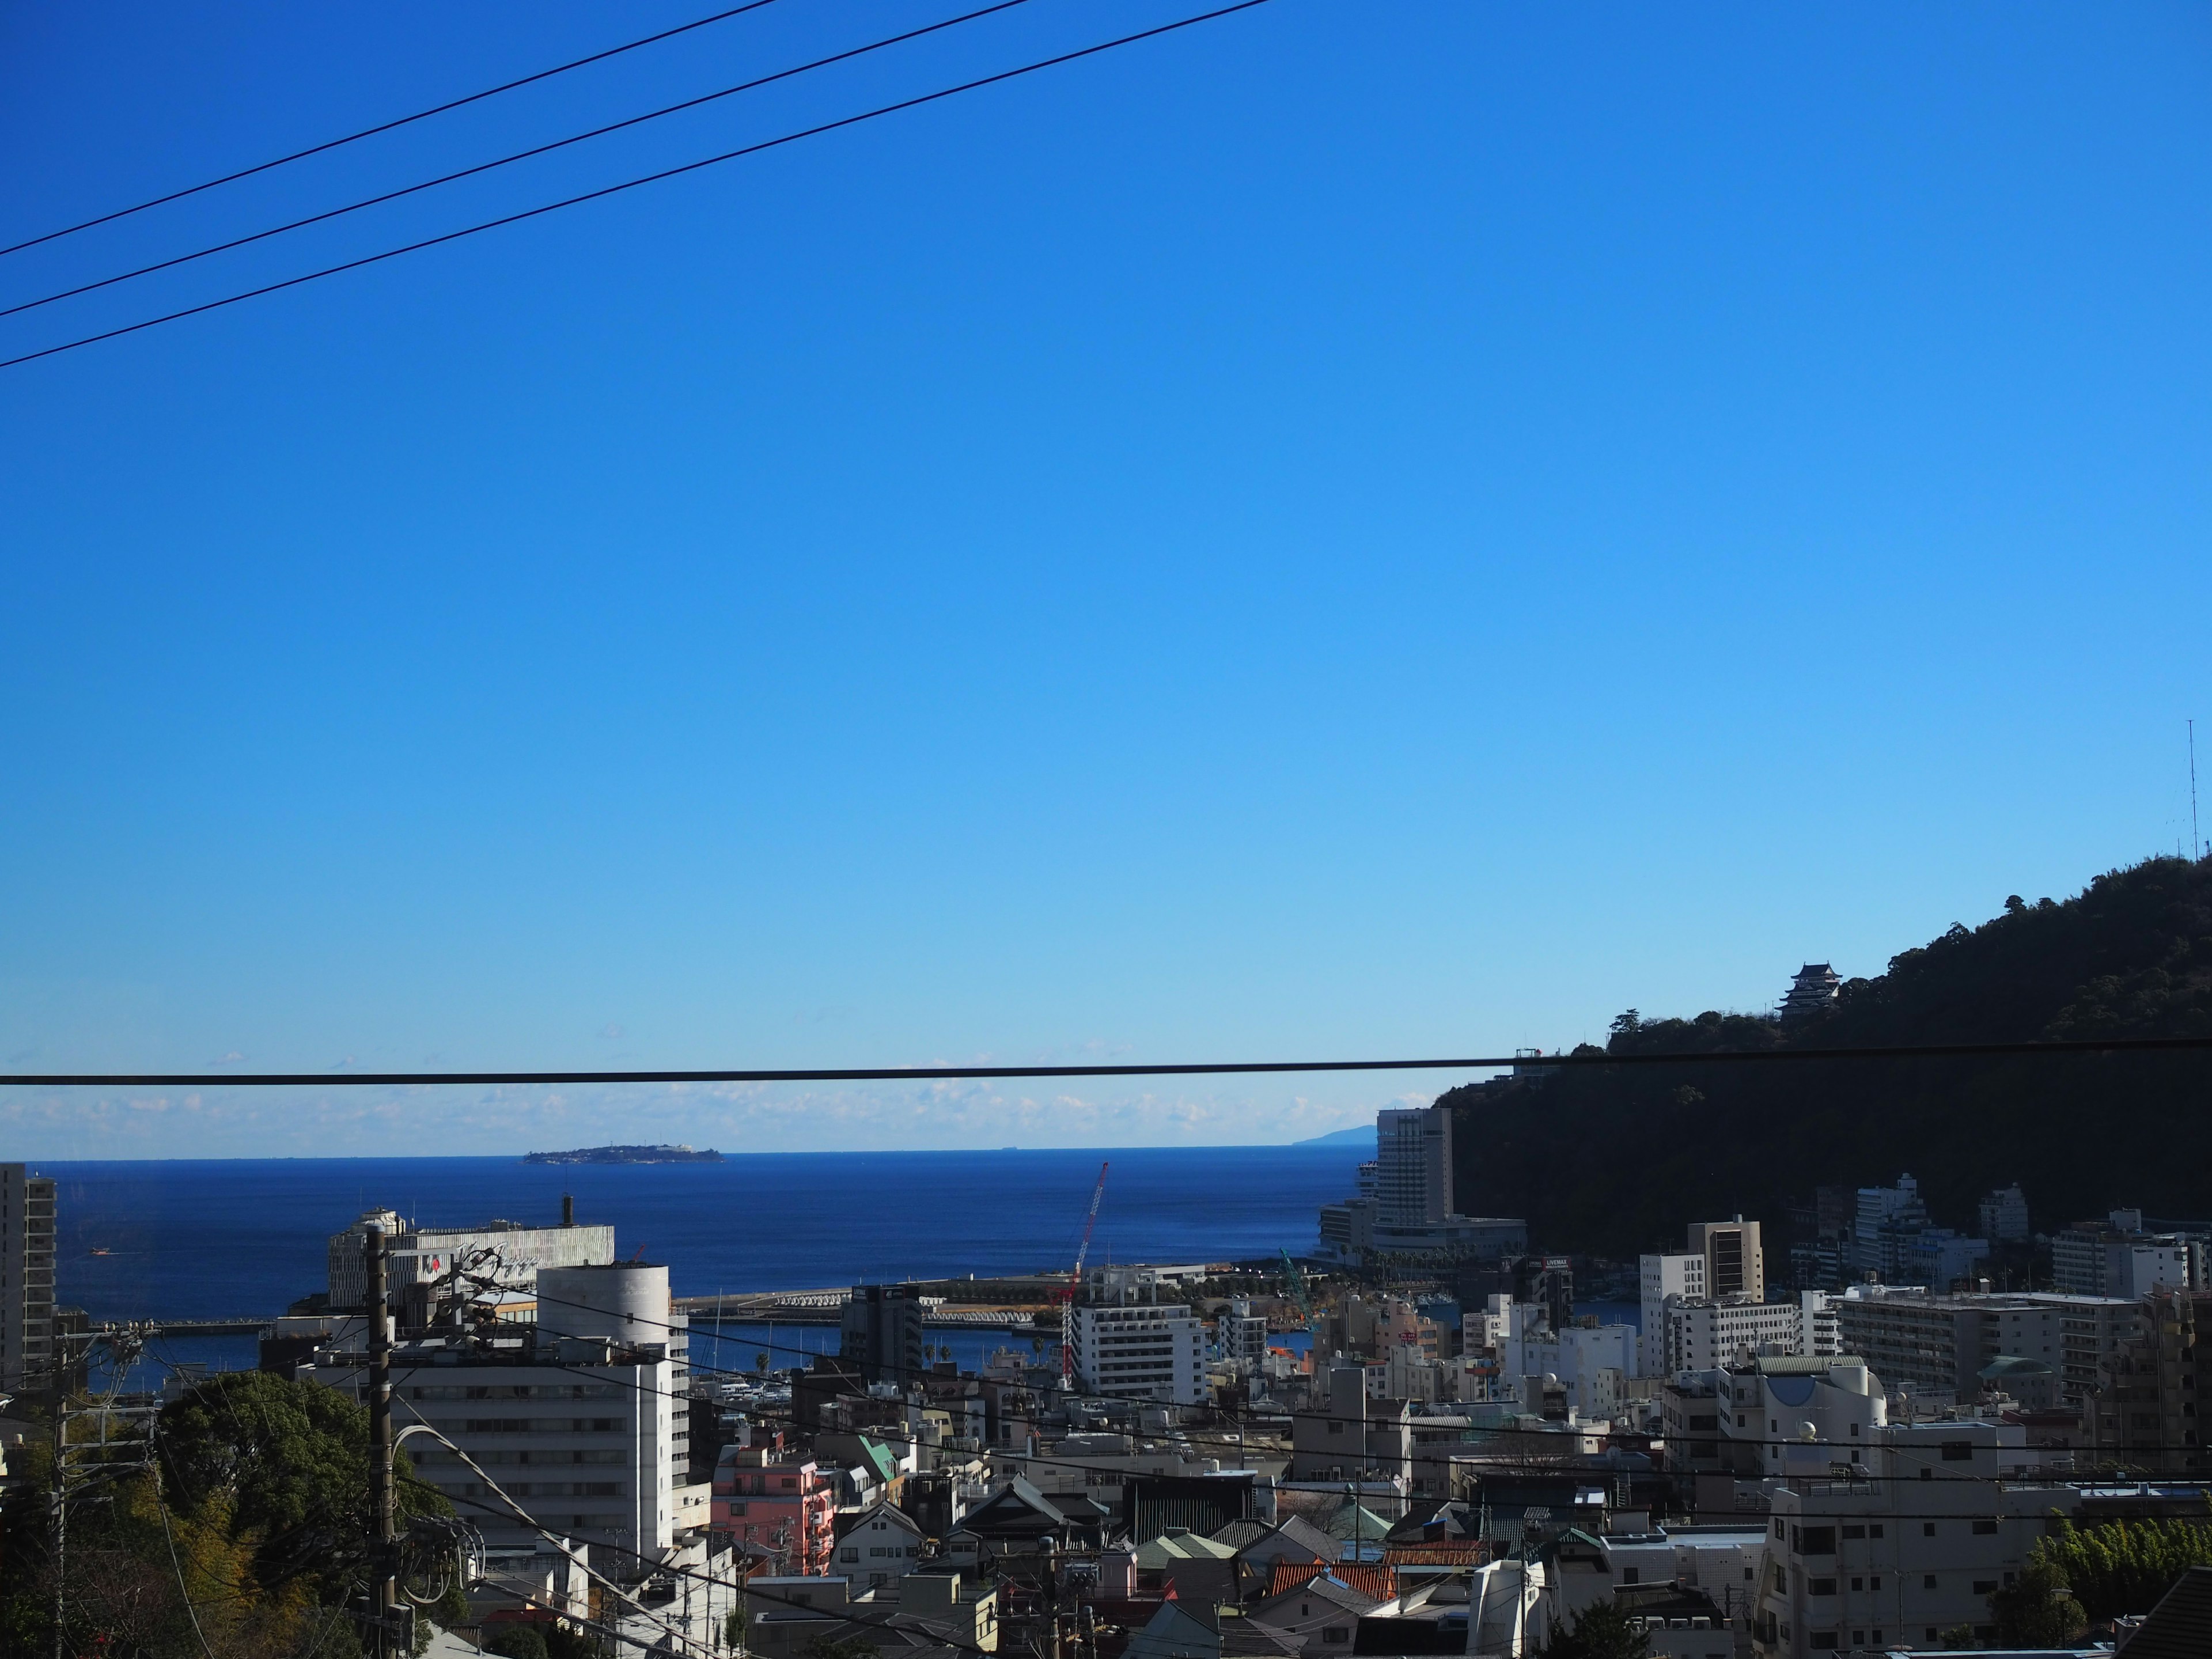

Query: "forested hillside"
(1442, 855), (2212, 1257)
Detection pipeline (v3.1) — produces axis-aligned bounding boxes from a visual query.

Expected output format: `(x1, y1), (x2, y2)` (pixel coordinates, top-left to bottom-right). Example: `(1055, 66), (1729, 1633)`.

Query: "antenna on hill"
(2192, 719), (2202, 861)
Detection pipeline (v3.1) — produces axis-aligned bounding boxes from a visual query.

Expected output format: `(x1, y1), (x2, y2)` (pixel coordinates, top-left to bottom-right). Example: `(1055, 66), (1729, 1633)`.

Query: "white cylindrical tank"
(537, 1262), (670, 1344)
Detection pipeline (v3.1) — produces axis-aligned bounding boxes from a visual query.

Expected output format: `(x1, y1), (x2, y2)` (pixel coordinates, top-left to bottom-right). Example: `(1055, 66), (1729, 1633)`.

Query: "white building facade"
(1071, 1267), (1207, 1406)
(1664, 1300), (1804, 1374)
(301, 1262), (685, 1573)
(327, 1207), (618, 1310)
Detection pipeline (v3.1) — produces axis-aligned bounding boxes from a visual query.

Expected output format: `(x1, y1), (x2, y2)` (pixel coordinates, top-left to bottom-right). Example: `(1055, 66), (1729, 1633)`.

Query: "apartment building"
(1642, 1252), (1708, 1376)
(1831, 1287), (2135, 1406)
(1070, 1266), (1206, 1406)
(2082, 1286), (2210, 1476)
(840, 1284), (929, 1388)
(2051, 1210), (2202, 1300)
(1752, 1421), (2096, 1659)
(1644, 1218), (1774, 1377)
(0, 1165), (56, 1392)
(1221, 1299), (1270, 1370)
(1289, 1363), (1412, 1484)
(1662, 1355), (1887, 1491)
(714, 1446), (836, 1575)
(300, 1262), (684, 1570)
(1665, 1300), (1805, 1374)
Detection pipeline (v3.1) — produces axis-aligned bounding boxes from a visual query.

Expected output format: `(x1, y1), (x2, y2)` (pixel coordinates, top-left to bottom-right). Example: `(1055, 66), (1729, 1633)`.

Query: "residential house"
(834, 1499), (927, 1589)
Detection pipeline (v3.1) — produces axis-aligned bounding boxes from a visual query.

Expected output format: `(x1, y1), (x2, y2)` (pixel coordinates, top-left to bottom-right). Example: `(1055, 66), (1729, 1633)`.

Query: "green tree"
(158, 1369), (457, 1620)
(1990, 1558), (2085, 1648)
(2033, 1512), (2212, 1620)
(1539, 1601), (1650, 1659)
(487, 1626), (554, 1659)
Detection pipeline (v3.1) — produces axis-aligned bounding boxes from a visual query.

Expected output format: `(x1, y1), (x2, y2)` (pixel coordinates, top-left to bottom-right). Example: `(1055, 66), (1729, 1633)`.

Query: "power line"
(0, 0), (1278, 374)
(6, 1031), (2211, 1087)
(0, 0), (790, 261)
(0, 0), (1039, 323)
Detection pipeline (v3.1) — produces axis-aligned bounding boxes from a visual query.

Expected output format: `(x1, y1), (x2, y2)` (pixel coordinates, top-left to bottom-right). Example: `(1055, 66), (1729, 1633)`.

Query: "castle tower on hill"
(1781, 962), (1841, 1025)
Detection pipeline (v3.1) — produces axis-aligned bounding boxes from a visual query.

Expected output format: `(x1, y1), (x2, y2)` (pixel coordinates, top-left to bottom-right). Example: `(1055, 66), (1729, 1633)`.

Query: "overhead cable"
(0, 0), (1038, 323)
(5, 1029), (2210, 1087)
(0, 0), (788, 260)
(0, 0), (1278, 373)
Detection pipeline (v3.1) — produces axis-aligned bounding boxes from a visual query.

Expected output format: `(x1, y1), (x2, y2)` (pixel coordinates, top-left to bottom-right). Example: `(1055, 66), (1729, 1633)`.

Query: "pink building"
(713, 1446), (836, 1576)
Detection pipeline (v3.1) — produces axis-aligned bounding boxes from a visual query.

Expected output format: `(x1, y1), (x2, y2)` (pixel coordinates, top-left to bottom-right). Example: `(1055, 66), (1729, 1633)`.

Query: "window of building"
(1972, 1519), (1997, 1535)
(1802, 1528), (1836, 1555)
(1852, 1578), (1863, 1592)
(1869, 1525), (1884, 1539)
(1808, 1635), (1837, 1651)
(1843, 1525), (1865, 1540)
(1923, 1523), (1937, 1537)
(1923, 1576), (1937, 1591)
(1323, 1630), (1349, 1645)
(1809, 1579), (1836, 1597)
(1870, 1577), (1882, 1591)
(1941, 1441), (1973, 1461)
(1972, 1582), (1997, 1596)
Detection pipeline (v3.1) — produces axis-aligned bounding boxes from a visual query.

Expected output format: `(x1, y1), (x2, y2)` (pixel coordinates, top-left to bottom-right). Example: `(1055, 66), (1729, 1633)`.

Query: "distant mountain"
(1296, 1124), (1378, 1149)
(1443, 855), (2212, 1256)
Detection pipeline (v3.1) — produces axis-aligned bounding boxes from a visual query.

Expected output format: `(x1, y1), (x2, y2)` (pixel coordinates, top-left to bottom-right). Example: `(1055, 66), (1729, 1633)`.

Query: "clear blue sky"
(2, 2), (2207, 1158)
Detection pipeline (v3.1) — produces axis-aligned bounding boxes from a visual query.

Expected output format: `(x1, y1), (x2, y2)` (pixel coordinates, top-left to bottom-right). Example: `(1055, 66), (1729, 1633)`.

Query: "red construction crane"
(1062, 1160), (1109, 1385)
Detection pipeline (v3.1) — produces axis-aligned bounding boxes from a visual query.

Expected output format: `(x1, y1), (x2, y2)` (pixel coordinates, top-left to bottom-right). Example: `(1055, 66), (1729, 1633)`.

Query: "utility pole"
(366, 1225), (397, 1658)
(49, 1401), (65, 1659)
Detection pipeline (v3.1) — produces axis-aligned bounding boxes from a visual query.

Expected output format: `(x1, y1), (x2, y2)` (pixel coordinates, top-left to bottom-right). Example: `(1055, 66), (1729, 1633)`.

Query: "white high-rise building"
(0, 1166), (56, 1392)
(1374, 1104), (1453, 1225)
(302, 1262), (687, 1570)
(1070, 1266), (1206, 1406)
(1639, 1252), (1705, 1377)
(1642, 1217), (1768, 1377)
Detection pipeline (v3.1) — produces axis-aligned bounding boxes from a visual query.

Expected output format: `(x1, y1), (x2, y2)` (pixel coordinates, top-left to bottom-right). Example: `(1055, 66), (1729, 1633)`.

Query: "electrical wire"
(0, 0), (1038, 322)
(0, 0), (790, 260)
(152, 1483), (221, 1659)
(402, 1419), (713, 1655)
(0, 0), (1277, 374)
(7, 1029), (2211, 1086)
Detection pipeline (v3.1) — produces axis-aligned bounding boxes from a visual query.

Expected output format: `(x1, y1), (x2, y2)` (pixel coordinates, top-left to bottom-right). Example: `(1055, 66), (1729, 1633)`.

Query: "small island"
(522, 1143), (725, 1165)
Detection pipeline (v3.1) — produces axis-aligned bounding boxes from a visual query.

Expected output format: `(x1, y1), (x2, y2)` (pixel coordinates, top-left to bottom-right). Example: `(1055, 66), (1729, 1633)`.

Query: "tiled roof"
(1265, 1561), (1394, 1603)
(2122, 1566), (2212, 1659)
(1382, 1543), (1487, 1566)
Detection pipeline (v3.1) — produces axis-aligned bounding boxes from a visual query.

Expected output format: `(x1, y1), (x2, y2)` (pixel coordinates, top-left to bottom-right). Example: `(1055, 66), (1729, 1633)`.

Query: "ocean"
(47, 1146), (1366, 1383)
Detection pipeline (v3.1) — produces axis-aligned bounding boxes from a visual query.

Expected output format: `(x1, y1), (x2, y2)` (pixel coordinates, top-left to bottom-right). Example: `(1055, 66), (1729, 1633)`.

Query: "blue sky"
(2, 2), (2207, 1158)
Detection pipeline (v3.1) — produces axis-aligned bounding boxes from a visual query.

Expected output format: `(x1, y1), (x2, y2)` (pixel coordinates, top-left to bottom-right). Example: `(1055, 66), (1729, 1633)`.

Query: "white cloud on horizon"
(0, 1075), (1421, 1160)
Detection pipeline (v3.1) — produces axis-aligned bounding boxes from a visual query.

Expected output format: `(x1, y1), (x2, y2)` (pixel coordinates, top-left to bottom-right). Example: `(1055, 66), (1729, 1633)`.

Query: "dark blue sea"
(48, 1147), (1365, 1381)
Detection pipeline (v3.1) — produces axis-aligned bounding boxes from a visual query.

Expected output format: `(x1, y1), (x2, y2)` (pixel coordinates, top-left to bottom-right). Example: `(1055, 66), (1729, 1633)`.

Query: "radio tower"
(1062, 1161), (1109, 1388)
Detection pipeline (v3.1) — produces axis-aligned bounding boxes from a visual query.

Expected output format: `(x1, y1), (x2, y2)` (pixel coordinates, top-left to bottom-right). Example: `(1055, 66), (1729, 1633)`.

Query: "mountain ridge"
(1443, 855), (2212, 1256)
